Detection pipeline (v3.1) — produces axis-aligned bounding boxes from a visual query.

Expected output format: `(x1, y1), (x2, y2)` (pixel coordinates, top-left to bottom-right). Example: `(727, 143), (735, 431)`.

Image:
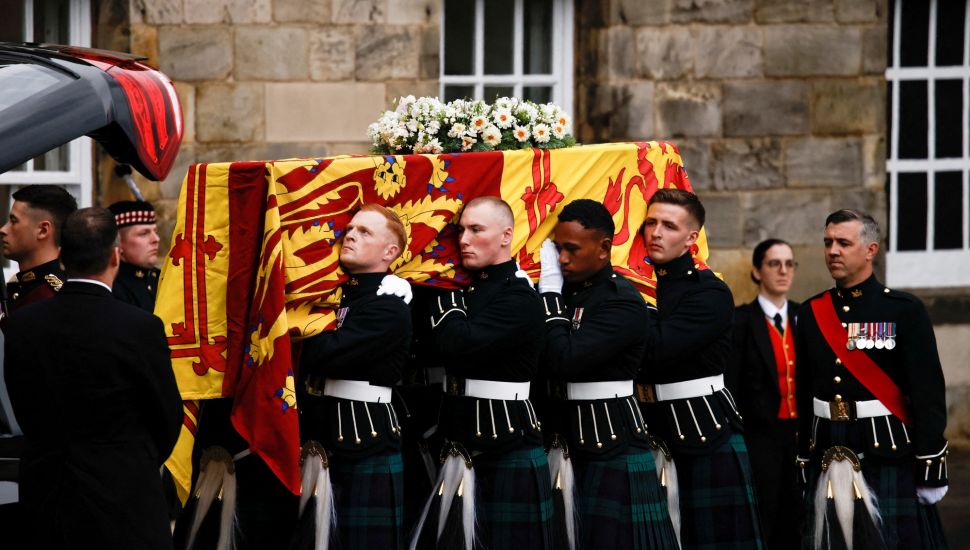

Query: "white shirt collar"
(67, 278), (113, 293)
(757, 294), (788, 330)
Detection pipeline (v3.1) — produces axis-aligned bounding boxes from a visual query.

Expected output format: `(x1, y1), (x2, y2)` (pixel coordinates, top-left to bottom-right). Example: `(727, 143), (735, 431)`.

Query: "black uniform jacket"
(112, 261), (160, 312)
(432, 260), (544, 452)
(6, 258), (64, 313)
(4, 281), (182, 549)
(299, 272), (412, 459)
(794, 275), (948, 485)
(729, 298), (800, 431)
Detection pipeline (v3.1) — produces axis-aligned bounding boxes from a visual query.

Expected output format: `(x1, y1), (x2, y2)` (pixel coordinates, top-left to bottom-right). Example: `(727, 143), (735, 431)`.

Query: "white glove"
(376, 274), (413, 304)
(514, 261), (531, 282)
(916, 485), (948, 505)
(538, 239), (563, 294)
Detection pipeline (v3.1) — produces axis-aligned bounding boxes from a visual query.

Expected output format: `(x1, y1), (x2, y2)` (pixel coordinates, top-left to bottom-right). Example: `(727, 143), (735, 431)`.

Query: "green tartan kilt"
(676, 432), (764, 550)
(329, 450), (405, 550)
(473, 444), (556, 550)
(572, 445), (680, 550)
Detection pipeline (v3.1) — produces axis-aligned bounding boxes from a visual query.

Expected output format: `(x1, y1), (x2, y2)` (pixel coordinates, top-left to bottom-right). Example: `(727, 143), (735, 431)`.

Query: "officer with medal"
(108, 201), (162, 311)
(1, 185), (77, 314)
(297, 203), (413, 549)
(538, 199), (677, 550)
(794, 209), (948, 549)
(636, 189), (762, 549)
(412, 197), (552, 550)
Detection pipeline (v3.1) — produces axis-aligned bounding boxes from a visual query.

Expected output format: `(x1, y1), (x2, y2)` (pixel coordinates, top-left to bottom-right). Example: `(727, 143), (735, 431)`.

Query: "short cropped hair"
(751, 238), (791, 284)
(358, 203), (407, 258)
(647, 188), (705, 228)
(825, 209), (880, 245)
(12, 185), (78, 245)
(558, 199), (615, 238)
(464, 196), (514, 228)
(61, 207), (118, 277)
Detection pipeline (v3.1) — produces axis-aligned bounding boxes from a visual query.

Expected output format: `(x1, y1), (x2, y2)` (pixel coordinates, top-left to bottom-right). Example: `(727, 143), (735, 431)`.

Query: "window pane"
(935, 79), (963, 158)
(0, 1), (25, 41)
(887, 0), (895, 66)
(444, 0), (474, 75)
(33, 0), (70, 43)
(484, 0), (514, 74)
(484, 85), (514, 101)
(523, 86), (551, 103)
(33, 143), (69, 172)
(897, 172), (928, 251)
(900, 0), (929, 67)
(444, 85), (474, 102)
(935, 0), (966, 66)
(934, 171), (963, 249)
(898, 81), (928, 159)
(523, 0), (553, 74)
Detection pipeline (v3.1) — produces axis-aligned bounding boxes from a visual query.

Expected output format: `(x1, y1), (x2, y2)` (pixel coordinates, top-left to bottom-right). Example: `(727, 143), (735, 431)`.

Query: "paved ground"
(939, 448), (970, 547)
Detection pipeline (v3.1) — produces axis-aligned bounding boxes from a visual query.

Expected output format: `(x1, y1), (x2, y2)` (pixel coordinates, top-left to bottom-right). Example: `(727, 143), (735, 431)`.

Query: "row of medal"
(846, 322), (896, 350)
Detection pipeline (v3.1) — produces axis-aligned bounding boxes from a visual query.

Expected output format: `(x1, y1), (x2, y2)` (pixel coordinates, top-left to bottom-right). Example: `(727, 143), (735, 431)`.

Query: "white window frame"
(885, 0), (970, 288)
(439, 0), (574, 117)
(0, 0), (93, 206)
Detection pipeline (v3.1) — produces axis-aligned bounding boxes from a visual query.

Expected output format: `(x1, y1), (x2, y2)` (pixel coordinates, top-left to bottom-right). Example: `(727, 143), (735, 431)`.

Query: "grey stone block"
(862, 25), (888, 74)
(835, 0), (885, 23)
(671, 0), (753, 23)
(235, 26), (309, 80)
(603, 27), (634, 80)
(610, 0), (672, 26)
(133, 0), (182, 24)
(356, 26), (420, 80)
(160, 146), (197, 200)
(702, 193), (743, 247)
(196, 83), (264, 142)
(634, 27), (692, 79)
(419, 26), (439, 80)
(333, 0), (385, 23)
(616, 81), (655, 140)
(385, 80), (439, 105)
(310, 27), (355, 81)
(711, 138), (784, 190)
(386, 0), (439, 24)
(674, 139), (713, 191)
(693, 25), (762, 78)
(741, 189), (832, 246)
(723, 80), (809, 136)
(784, 137), (863, 188)
(861, 134), (886, 190)
(754, 0), (834, 23)
(158, 27), (232, 81)
(273, 0), (331, 23)
(654, 82), (721, 138)
(184, 0), (271, 24)
(812, 78), (885, 135)
(764, 25), (862, 76)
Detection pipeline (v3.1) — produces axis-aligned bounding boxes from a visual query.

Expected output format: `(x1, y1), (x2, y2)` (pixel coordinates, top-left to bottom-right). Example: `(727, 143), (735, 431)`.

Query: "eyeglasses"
(764, 259), (798, 270)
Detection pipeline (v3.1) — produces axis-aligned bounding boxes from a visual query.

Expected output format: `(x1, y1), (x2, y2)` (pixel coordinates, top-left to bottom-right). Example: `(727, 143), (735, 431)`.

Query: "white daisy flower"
(470, 116), (488, 133)
(533, 123), (551, 143)
(552, 124), (566, 139)
(482, 126), (502, 147)
(492, 108), (514, 129)
(513, 125), (531, 142)
(461, 135), (477, 151)
(448, 123), (467, 138)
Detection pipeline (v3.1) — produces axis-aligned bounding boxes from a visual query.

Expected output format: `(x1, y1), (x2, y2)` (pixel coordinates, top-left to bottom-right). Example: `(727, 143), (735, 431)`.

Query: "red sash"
(810, 292), (911, 425)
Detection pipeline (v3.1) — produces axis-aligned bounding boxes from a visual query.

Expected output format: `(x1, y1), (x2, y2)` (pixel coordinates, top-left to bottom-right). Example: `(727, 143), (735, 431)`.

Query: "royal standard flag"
(157, 142), (709, 496)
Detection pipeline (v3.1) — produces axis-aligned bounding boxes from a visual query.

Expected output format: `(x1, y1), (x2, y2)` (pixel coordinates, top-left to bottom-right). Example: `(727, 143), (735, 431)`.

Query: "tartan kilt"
(676, 432), (764, 550)
(572, 446), (679, 550)
(802, 453), (948, 550)
(329, 450), (405, 550)
(473, 444), (555, 550)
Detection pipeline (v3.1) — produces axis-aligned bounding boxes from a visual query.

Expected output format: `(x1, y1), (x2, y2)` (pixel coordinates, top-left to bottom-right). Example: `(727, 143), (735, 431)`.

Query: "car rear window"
(0, 61), (69, 111)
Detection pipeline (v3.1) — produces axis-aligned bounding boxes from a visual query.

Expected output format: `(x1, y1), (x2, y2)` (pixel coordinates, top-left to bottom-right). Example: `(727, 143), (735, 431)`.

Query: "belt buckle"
(829, 399), (851, 421)
(636, 383), (657, 404)
(445, 374), (463, 396)
(548, 381), (567, 401)
(304, 377), (324, 397)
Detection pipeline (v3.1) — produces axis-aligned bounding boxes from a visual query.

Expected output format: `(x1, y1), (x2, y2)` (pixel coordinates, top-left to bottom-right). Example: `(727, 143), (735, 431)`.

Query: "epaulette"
(881, 285), (920, 304)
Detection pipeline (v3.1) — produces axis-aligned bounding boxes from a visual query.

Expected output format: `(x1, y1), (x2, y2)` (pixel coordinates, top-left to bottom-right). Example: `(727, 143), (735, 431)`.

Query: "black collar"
(16, 258), (62, 284)
(834, 273), (882, 300)
(342, 272), (386, 299)
(564, 263), (614, 293)
(473, 259), (517, 283)
(653, 252), (695, 281)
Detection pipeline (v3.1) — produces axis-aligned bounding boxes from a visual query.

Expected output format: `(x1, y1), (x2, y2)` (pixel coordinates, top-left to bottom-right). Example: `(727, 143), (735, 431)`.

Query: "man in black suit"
(4, 207), (182, 549)
(729, 238), (801, 549)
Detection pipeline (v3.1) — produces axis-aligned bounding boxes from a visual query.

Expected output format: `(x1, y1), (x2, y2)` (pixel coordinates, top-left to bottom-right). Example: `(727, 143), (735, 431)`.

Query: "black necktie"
(773, 313), (785, 334)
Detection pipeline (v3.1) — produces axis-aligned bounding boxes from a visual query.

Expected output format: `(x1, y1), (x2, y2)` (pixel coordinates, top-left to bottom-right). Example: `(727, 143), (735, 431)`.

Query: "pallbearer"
(538, 199), (678, 550)
(795, 210), (948, 549)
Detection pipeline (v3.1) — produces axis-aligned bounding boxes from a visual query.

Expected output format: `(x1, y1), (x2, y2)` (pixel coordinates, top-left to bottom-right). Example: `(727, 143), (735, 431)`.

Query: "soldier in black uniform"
(795, 209), (948, 549)
(538, 199), (677, 550)
(108, 200), (161, 311)
(413, 196), (552, 550)
(1, 185), (76, 314)
(297, 203), (413, 549)
(636, 189), (762, 549)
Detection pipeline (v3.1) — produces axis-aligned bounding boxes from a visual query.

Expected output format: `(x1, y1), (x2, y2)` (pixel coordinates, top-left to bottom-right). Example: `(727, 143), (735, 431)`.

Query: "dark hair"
(12, 185), (78, 245)
(61, 207), (118, 277)
(647, 188), (705, 228)
(825, 209), (880, 244)
(751, 238), (791, 284)
(558, 199), (615, 238)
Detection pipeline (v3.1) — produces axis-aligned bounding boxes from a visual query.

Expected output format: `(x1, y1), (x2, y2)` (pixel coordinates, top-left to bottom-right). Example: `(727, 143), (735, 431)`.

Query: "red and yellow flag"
(157, 141), (706, 497)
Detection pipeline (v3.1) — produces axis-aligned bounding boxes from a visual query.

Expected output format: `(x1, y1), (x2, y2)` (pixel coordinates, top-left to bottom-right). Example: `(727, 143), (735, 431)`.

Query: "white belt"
(444, 378), (530, 401)
(566, 380), (634, 401)
(323, 379), (393, 403)
(813, 397), (891, 420)
(653, 374), (724, 402)
(426, 367), (446, 385)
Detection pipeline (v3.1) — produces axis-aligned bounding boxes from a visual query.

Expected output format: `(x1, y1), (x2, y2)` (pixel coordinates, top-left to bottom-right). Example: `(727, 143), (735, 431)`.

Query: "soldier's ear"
(866, 240), (880, 261)
(501, 225), (513, 247)
(35, 219), (53, 241)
